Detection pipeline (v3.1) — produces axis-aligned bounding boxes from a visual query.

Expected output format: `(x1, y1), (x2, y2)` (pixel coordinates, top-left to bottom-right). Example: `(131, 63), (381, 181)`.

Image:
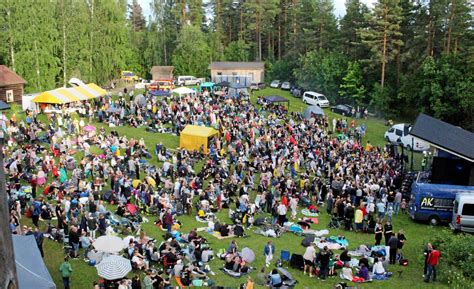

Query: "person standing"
(276, 201), (287, 225)
(59, 256), (73, 289)
(34, 227), (45, 258)
(388, 233), (399, 264)
(394, 191), (402, 215)
(383, 221), (393, 246)
(303, 244), (316, 277)
(423, 243), (433, 277)
(424, 245), (441, 283)
(317, 246), (331, 280)
(264, 240), (275, 267)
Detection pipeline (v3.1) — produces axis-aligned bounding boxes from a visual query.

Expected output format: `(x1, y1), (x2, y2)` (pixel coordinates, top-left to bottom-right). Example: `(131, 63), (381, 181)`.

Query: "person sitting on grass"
(131, 249), (148, 270)
(268, 269), (282, 288)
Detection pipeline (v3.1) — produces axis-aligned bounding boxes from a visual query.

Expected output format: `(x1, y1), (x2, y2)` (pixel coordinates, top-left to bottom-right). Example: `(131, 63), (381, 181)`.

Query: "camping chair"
(280, 250), (291, 267)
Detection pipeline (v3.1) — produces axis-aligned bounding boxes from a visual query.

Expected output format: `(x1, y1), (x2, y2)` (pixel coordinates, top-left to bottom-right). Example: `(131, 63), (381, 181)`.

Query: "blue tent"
(13, 235), (56, 289)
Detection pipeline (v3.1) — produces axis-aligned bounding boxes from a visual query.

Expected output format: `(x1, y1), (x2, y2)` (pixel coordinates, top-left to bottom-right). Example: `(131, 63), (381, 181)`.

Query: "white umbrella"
(241, 247), (255, 263)
(93, 236), (125, 253)
(87, 250), (105, 264)
(96, 255), (132, 280)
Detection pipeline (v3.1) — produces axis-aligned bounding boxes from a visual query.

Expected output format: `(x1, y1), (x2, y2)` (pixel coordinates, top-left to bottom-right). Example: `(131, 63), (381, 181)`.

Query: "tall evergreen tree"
(358, 0), (404, 89)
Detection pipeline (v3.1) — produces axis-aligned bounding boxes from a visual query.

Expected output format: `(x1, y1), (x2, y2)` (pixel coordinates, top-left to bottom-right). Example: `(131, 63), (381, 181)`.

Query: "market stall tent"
(200, 82), (215, 92)
(32, 83), (106, 104)
(172, 86), (196, 96)
(12, 235), (56, 289)
(180, 125), (218, 154)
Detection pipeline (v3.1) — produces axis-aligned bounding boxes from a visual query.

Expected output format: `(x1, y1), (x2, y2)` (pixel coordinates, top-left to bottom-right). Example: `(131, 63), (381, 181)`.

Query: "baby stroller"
(328, 216), (343, 229)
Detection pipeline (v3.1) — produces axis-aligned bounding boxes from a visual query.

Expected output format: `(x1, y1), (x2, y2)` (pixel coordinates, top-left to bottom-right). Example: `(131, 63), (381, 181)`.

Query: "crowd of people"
(2, 85), (431, 288)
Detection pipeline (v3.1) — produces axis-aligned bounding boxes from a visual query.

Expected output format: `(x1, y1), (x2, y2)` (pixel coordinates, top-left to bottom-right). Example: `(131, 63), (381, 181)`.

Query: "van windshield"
(318, 95), (327, 101)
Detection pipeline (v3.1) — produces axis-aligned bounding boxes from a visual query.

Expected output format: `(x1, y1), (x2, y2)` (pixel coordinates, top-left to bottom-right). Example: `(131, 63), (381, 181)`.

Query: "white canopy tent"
(172, 86), (196, 96)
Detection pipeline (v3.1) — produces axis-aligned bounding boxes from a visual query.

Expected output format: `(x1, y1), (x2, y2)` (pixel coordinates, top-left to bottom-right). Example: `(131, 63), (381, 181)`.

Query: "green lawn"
(11, 90), (444, 288)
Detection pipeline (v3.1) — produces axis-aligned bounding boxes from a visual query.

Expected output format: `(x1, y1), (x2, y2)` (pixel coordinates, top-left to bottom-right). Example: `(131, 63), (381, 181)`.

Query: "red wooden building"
(0, 65), (26, 104)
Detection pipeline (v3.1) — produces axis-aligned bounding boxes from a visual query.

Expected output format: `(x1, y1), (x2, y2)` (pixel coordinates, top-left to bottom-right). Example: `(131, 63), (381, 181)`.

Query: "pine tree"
(340, 61), (366, 105)
(358, 0), (404, 89)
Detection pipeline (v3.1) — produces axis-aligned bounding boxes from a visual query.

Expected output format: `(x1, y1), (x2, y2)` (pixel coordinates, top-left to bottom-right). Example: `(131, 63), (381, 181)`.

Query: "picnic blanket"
(302, 229), (329, 237)
(220, 267), (253, 278)
(316, 241), (343, 250)
(210, 231), (235, 240)
(301, 209), (319, 217)
(328, 236), (349, 247)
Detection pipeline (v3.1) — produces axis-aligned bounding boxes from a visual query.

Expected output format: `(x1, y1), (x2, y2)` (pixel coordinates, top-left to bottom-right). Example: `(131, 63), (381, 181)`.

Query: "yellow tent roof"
(32, 83), (106, 104)
(180, 125), (218, 137)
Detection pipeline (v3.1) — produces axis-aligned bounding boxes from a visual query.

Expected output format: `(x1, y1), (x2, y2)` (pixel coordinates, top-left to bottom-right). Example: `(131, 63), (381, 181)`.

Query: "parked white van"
(450, 193), (474, 233)
(177, 76), (201, 86)
(302, 91), (329, 107)
(384, 123), (430, 151)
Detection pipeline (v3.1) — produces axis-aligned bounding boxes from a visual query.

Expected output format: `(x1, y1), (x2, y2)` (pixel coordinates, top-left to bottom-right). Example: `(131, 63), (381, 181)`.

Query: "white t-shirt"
(277, 204), (287, 216)
(303, 246), (316, 261)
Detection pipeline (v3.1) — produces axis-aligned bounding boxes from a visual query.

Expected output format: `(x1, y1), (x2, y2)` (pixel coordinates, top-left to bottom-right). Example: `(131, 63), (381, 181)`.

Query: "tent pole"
(0, 139), (19, 288)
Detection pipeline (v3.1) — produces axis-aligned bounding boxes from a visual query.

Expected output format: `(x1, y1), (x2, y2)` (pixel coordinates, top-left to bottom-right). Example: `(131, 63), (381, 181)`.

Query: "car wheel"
(429, 216), (440, 226)
(385, 136), (390, 142)
(196, 82), (200, 86)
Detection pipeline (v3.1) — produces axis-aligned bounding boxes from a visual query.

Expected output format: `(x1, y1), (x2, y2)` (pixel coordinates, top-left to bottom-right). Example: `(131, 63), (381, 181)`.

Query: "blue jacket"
(264, 244), (275, 256)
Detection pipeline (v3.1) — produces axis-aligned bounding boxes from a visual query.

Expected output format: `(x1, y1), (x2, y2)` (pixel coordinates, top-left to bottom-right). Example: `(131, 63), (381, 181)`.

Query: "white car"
(384, 123), (430, 151)
(177, 76), (201, 86)
(270, 80), (281, 88)
(302, 91), (329, 107)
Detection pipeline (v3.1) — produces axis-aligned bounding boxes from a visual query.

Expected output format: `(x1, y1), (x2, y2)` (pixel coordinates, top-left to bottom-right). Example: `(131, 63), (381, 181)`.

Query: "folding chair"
(280, 250), (291, 267)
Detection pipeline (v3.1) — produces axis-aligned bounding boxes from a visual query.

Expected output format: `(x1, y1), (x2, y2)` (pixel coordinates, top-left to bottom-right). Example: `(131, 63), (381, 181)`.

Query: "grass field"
(12, 88), (444, 288)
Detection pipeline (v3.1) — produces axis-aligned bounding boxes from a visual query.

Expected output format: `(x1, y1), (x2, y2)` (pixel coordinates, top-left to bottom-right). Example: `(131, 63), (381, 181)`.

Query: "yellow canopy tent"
(32, 83), (106, 104)
(180, 125), (218, 154)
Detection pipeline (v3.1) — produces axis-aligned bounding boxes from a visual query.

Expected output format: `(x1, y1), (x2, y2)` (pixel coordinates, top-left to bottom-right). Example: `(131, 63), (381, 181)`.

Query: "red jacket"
(427, 250), (440, 266)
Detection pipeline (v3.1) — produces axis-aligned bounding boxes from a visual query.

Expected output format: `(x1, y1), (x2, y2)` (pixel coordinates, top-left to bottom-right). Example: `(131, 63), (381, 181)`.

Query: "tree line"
(0, 0), (473, 129)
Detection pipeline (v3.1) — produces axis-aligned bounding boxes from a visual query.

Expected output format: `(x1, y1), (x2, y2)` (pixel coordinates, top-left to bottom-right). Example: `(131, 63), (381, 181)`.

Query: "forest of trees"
(0, 0), (473, 129)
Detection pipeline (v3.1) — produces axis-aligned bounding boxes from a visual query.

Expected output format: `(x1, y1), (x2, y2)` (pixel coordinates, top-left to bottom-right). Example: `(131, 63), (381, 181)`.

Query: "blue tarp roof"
(0, 100), (10, 110)
(200, 82), (215, 87)
(149, 90), (171, 97)
(264, 95), (289, 103)
(13, 235), (56, 289)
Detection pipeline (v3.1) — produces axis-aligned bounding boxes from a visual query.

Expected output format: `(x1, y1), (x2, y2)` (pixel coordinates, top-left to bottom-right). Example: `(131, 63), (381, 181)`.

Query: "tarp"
(304, 106), (324, 118)
(134, 94), (146, 107)
(32, 83), (106, 104)
(0, 100), (11, 110)
(264, 95), (289, 104)
(180, 125), (218, 154)
(12, 235), (56, 289)
(215, 81), (230, 87)
(229, 82), (248, 89)
(149, 90), (171, 97)
(172, 87), (196, 96)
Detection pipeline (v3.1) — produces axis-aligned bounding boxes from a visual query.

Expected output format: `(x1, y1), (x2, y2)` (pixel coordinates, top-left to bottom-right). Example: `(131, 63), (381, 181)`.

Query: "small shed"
(150, 66), (174, 81)
(180, 125), (218, 154)
(209, 62), (264, 87)
(0, 65), (26, 103)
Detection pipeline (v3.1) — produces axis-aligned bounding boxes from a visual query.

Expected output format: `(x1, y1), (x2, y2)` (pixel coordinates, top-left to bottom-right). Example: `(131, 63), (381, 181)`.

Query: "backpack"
(399, 259), (408, 266)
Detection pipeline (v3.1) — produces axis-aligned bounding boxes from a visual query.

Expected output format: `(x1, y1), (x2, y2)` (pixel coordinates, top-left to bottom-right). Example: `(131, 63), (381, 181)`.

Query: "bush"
(425, 228), (474, 287)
